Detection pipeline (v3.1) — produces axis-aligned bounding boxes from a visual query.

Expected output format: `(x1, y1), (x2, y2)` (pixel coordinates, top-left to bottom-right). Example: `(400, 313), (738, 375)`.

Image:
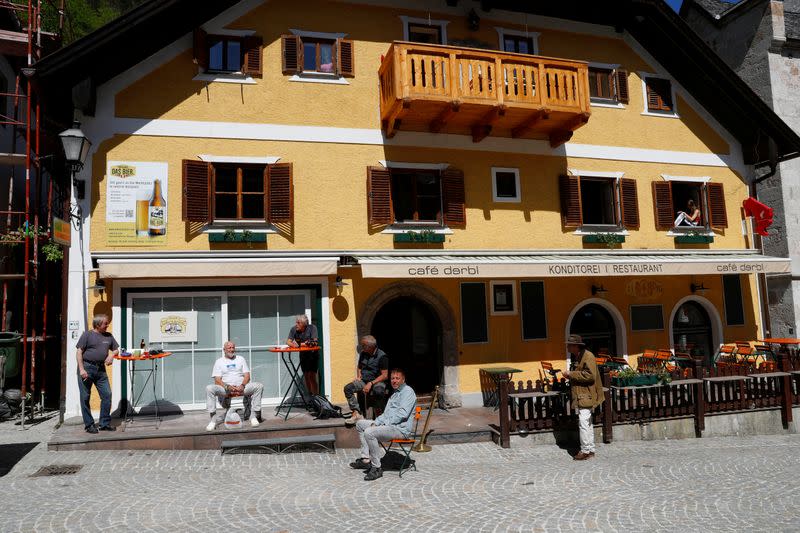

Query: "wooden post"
(778, 352), (793, 428)
(601, 367), (613, 443)
(692, 359), (705, 437)
(498, 374), (511, 449)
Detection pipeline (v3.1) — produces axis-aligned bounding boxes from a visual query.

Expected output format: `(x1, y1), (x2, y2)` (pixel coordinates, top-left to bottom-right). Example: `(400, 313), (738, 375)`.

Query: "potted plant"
(674, 231), (714, 244)
(582, 233), (625, 247)
(208, 229), (266, 244)
(393, 229), (446, 243)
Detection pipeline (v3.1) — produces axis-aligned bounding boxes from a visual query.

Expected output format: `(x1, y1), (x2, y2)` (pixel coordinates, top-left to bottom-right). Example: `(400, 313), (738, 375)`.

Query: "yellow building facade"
(63, 0), (793, 415)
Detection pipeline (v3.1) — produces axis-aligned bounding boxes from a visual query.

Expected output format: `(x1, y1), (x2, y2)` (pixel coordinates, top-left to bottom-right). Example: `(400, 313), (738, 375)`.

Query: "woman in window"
(674, 199), (701, 227)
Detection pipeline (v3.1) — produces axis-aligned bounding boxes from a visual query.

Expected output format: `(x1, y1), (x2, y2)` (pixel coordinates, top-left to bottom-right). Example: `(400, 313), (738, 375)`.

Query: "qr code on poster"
(124, 209), (133, 218)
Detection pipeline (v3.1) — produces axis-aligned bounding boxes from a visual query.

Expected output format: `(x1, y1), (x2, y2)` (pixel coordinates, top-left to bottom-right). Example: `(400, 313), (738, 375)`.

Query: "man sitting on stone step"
(343, 335), (389, 426)
(205, 341), (263, 431)
(349, 367), (416, 481)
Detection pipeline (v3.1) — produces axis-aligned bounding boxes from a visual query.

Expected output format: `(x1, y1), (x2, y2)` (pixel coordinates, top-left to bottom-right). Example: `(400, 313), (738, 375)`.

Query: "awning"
(355, 251), (790, 279)
(99, 257), (338, 279)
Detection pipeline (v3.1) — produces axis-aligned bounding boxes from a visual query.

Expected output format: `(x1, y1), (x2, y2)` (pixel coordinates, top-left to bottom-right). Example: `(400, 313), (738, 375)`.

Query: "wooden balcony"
(379, 42), (591, 146)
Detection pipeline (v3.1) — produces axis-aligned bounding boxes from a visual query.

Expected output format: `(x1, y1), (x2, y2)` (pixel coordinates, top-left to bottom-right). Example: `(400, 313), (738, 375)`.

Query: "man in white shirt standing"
(205, 341), (263, 431)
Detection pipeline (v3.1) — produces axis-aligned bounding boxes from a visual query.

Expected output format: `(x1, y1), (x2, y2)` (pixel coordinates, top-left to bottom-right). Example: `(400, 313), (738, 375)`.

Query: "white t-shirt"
(212, 355), (250, 386)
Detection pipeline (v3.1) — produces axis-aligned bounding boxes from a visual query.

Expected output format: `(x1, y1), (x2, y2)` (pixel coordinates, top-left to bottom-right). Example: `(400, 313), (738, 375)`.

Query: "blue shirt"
(374, 383), (416, 436)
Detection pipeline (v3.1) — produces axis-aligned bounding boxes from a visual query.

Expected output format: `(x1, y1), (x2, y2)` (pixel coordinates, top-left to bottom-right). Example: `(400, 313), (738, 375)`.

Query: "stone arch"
(668, 295), (723, 354)
(564, 298), (629, 363)
(358, 281), (461, 407)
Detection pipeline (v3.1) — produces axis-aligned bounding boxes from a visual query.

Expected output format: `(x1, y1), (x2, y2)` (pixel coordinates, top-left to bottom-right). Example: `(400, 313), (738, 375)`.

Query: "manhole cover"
(30, 464), (83, 477)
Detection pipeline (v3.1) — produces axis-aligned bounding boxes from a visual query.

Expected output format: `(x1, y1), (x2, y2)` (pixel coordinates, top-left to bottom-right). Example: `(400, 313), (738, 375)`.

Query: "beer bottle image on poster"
(148, 179), (166, 236)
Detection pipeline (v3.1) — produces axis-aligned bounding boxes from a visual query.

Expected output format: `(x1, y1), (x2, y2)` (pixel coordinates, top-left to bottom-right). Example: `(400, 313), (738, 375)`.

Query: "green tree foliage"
(22, 0), (148, 45)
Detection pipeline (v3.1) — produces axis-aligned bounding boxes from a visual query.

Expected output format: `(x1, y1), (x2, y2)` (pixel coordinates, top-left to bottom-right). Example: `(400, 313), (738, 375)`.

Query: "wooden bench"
(220, 433), (336, 455)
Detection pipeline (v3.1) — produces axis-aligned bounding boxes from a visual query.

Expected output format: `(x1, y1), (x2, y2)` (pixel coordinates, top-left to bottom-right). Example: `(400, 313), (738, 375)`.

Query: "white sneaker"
(205, 420), (217, 431)
(344, 411), (362, 426)
(249, 417), (260, 427)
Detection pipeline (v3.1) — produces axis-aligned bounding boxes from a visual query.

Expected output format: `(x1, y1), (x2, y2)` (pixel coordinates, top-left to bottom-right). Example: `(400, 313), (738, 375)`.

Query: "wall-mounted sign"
(625, 279), (664, 300)
(148, 311), (197, 343)
(106, 161), (168, 246)
(52, 216), (71, 246)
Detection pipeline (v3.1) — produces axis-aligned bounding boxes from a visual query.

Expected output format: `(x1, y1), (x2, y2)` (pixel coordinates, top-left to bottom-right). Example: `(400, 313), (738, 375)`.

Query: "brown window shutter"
(367, 166), (393, 225)
(558, 175), (582, 228)
(442, 168), (466, 228)
(619, 178), (639, 229)
(615, 69), (629, 104)
(652, 181), (674, 230)
(243, 36), (263, 78)
(647, 78), (673, 112)
(268, 163), (293, 223)
(707, 182), (728, 229)
(193, 28), (208, 71)
(281, 34), (301, 74)
(182, 159), (210, 222)
(337, 38), (355, 77)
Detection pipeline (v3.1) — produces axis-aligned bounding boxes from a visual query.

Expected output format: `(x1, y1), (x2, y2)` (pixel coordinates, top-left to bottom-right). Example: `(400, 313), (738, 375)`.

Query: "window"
(630, 305), (664, 331)
(401, 16), (448, 44)
(461, 282), (488, 343)
(559, 173), (639, 230)
(642, 75), (676, 115)
(366, 166), (465, 228)
(588, 65), (628, 105)
(520, 281), (547, 340)
(193, 29), (263, 78)
(181, 160), (293, 224)
(491, 281), (516, 315)
(496, 28), (540, 55)
(652, 178), (727, 231)
(281, 33), (354, 78)
(491, 167), (520, 203)
(723, 275), (745, 326)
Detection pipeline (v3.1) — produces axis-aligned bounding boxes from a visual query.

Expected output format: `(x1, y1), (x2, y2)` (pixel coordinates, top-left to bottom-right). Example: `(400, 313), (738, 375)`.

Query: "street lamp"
(58, 120), (91, 200)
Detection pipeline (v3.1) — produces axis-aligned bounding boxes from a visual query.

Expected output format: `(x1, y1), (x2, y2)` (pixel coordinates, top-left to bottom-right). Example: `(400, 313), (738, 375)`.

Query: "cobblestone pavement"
(0, 418), (799, 532)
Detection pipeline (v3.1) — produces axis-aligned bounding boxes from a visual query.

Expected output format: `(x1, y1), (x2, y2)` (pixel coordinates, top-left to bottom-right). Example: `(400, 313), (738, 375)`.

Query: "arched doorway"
(672, 300), (713, 365)
(371, 297), (442, 394)
(569, 303), (618, 356)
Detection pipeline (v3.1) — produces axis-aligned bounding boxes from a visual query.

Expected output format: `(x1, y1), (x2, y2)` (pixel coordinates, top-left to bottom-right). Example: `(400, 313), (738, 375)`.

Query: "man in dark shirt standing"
(76, 314), (119, 434)
(344, 335), (389, 426)
(287, 314), (320, 396)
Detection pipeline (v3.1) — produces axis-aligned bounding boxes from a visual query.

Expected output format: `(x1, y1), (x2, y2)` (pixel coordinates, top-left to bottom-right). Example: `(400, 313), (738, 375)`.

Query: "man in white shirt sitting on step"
(205, 341), (263, 431)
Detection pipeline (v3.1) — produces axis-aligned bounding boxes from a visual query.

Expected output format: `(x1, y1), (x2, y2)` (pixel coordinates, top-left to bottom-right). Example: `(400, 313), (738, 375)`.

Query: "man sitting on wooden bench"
(205, 341), (264, 431)
(349, 368), (416, 481)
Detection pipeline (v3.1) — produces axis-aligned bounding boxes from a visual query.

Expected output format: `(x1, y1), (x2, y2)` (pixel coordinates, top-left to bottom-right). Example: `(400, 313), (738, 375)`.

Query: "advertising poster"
(148, 311), (198, 343)
(106, 161), (168, 246)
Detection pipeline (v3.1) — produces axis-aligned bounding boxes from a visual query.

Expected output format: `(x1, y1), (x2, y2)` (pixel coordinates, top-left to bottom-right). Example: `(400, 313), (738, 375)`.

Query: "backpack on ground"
(381, 450), (415, 471)
(309, 394), (342, 419)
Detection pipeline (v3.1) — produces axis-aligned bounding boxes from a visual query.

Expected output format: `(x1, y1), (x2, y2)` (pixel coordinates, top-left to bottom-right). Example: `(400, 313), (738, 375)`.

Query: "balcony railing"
(379, 42), (591, 146)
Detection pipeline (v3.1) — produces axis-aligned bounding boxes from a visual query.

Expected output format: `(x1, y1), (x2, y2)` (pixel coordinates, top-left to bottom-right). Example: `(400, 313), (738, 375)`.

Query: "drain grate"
(30, 464), (83, 477)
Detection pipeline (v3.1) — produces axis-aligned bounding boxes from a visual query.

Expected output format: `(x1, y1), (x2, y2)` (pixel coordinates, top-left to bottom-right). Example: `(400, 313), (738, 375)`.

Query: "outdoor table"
(268, 345), (319, 420)
(703, 375), (751, 383)
(114, 351), (172, 431)
(747, 371), (791, 379)
(479, 366), (523, 409)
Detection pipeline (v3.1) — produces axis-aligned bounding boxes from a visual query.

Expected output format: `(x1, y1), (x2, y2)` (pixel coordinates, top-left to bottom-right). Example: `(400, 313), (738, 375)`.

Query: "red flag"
(742, 197), (774, 237)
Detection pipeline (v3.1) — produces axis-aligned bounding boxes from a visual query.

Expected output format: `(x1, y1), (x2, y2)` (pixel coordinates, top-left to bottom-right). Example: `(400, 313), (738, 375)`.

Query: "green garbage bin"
(0, 332), (21, 378)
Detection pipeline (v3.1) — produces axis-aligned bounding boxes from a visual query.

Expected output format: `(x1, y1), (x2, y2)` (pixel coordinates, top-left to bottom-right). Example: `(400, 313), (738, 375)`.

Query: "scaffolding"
(0, 0), (66, 427)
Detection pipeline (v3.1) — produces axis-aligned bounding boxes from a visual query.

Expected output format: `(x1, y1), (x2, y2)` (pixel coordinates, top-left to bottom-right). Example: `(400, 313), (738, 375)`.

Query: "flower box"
(208, 232), (266, 243)
(674, 234), (713, 244)
(611, 374), (659, 387)
(393, 232), (445, 243)
(582, 234), (625, 244)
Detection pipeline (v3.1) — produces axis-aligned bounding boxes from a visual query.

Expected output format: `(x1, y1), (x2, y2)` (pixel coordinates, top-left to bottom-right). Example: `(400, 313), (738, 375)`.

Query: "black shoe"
(85, 425), (99, 434)
(98, 425), (116, 432)
(364, 467), (383, 481)
(350, 459), (371, 470)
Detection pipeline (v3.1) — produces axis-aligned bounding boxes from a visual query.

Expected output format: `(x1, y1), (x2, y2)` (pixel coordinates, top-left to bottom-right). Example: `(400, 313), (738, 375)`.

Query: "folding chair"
(385, 406), (422, 477)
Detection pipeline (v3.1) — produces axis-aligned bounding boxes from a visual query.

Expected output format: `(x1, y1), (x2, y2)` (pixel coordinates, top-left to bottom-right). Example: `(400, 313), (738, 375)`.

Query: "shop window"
(492, 167), (520, 203)
(281, 33), (354, 77)
(643, 75), (676, 115)
(461, 282), (488, 343)
(181, 160), (293, 224)
(559, 174), (639, 230)
(588, 66), (629, 105)
(366, 166), (465, 228)
(520, 281), (547, 340)
(652, 179), (727, 231)
(723, 274), (745, 326)
(193, 29), (263, 77)
(490, 281), (516, 315)
(630, 304), (664, 331)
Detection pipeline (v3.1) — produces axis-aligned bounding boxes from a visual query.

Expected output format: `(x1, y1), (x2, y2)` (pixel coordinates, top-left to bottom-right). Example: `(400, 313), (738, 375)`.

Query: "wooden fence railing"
(493, 354), (799, 448)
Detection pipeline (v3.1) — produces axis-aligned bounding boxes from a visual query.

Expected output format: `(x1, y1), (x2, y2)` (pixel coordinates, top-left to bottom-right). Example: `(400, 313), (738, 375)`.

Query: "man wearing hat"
(561, 334), (604, 460)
